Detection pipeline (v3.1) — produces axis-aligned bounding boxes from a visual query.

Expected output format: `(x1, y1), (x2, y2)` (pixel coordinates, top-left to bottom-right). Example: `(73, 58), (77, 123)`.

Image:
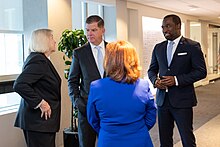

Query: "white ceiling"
(85, 0), (220, 24)
(127, 0), (220, 23)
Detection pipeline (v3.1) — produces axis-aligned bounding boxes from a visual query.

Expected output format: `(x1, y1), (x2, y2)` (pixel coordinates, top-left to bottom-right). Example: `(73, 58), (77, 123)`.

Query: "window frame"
(0, 31), (24, 115)
(0, 31), (24, 83)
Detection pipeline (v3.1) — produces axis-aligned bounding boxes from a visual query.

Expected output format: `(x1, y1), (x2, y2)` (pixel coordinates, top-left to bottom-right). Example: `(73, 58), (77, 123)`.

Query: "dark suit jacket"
(148, 37), (207, 108)
(14, 52), (61, 132)
(68, 41), (107, 116)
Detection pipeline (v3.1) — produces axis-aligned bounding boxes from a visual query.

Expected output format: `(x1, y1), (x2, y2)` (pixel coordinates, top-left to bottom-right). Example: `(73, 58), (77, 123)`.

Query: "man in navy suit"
(148, 14), (207, 147)
(68, 15), (107, 147)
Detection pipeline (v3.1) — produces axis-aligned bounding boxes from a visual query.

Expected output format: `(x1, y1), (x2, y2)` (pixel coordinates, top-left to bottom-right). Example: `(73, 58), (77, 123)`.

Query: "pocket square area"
(178, 52), (187, 55)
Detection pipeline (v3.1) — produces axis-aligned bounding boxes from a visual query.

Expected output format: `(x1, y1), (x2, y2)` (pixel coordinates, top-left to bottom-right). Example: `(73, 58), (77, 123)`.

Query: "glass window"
(0, 33), (23, 115)
(0, 92), (20, 115)
(0, 33), (24, 78)
(0, 0), (23, 31)
(0, 0), (23, 115)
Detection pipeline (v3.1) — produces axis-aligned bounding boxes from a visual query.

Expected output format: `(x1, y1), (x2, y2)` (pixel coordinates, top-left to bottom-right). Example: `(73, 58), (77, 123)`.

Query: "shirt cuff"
(35, 99), (44, 109)
(174, 76), (178, 86)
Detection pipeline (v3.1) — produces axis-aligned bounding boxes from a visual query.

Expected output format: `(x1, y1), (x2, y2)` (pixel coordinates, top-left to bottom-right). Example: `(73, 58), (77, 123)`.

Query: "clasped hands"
(39, 99), (51, 120)
(154, 76), (175, 90)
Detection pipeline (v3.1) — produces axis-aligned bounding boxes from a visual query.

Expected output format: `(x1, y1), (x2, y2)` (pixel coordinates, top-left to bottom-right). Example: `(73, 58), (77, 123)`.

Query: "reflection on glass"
(0, 92), (20, 114)
(0, 33), (23, 76)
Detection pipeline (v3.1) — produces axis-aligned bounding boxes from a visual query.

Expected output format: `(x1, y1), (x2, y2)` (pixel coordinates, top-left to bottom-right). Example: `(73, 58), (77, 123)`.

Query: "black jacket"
(14, 52), (61, 132)
(68, 41), (107, 115)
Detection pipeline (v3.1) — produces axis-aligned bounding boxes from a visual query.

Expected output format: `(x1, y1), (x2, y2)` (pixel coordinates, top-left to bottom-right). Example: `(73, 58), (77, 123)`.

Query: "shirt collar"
(169, 35), (182, 45)
(90, 40), (104, 49)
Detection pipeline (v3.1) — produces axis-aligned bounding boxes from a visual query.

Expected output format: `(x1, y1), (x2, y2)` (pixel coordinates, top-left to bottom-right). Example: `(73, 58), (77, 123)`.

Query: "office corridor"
(150, 78), (220, 147)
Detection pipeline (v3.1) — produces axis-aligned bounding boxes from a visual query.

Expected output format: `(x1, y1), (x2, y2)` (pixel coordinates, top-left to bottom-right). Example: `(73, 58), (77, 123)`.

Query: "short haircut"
(104, 40), (141, 84)
(164, 14), (181, 26)
(29, 28), (53, 53)
(86, 15), (104, 28)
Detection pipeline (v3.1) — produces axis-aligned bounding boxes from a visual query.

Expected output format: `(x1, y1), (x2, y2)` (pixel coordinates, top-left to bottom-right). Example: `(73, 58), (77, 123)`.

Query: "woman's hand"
(39, 99), (51, 120)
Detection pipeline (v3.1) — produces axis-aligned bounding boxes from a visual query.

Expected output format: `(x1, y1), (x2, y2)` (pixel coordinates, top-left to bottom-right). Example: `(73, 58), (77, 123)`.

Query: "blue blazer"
(14, 52), (61, 132)
(148, 37), (207, 107)
(87, 77), (157, 147)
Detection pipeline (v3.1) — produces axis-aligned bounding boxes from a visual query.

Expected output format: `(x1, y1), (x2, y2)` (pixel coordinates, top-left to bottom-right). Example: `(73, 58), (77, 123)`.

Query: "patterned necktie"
(96, 46), (104, 77)
(167, 41), (174, 66)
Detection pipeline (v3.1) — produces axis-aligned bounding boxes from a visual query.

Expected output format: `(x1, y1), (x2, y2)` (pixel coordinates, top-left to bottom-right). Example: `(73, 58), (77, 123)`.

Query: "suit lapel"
(170, 37), (185, 66)
(103, 41), (108, 77)
(162, 41), (169, 66)
(85, 41), (108, 78)
(45, 56), (61, 83)
(85, 43), (101, 77)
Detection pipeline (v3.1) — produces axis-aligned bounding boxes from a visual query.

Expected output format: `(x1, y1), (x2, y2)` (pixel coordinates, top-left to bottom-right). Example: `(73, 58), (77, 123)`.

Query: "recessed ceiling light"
(189, 8), (197, 11)
(188, 5), (199, 11)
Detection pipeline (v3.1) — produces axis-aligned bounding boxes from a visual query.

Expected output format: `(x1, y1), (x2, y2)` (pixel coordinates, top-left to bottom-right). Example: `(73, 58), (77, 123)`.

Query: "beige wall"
(1, 1), (220, 147)
(125, 2), (220, 82)
(48, 0), (72, 146)
(115, 0), (128, 40)
(126, 2), (199, 76)
(0, 112), (25, 146)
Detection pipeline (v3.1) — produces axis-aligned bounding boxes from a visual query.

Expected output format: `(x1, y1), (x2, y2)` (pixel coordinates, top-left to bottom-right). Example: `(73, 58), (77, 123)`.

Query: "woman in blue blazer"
(87, 40), (157, 147)
(13, 29), (61, 147)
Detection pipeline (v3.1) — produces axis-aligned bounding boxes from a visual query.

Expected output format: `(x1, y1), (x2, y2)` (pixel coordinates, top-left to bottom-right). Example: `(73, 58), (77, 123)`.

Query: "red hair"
(104, 40), (141, 83)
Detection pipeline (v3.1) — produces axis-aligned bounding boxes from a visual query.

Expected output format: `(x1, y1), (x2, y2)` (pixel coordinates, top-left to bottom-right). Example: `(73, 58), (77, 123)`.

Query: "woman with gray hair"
(13, 28), (61, 147)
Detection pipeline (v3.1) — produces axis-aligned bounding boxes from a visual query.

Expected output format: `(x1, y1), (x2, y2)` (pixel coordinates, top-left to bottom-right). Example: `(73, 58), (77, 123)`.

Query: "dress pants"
(78, 111), (97, 147)
(23, 130), (56, 147)
(158, 93), (196, 147)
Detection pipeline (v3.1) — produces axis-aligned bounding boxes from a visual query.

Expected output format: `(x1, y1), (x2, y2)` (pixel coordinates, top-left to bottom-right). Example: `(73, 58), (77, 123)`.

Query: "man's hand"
(154, 78), (167, 90)
(160, 76), (175, 87)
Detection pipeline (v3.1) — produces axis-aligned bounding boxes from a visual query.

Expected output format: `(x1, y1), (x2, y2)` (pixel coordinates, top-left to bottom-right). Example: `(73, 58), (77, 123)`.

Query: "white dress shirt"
(167, 35), (182, 86)
(90, 41), (105, 77)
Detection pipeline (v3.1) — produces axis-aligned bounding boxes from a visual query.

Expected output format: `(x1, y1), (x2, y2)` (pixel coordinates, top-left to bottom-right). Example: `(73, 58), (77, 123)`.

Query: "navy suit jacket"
(68, 41), (107, 116)
(148, 37), (207, 108)
(14, 52), (61, 132)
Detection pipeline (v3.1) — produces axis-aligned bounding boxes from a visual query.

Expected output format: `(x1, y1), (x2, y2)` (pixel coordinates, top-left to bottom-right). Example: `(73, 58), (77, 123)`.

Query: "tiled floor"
(175, 114), (220, 147)
(150, 78), (220, 147)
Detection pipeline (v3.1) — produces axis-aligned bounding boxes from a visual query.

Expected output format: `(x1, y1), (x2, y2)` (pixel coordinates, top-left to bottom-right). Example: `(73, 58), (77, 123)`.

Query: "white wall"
(72, 0), (83, 29)
(115, 0), (128, 41)
(104, 6), (116, 42)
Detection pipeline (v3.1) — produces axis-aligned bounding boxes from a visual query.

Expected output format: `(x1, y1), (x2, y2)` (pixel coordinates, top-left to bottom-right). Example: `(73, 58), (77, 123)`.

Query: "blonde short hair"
(104, 40), (141, 84)
(29, 28), (53, 53)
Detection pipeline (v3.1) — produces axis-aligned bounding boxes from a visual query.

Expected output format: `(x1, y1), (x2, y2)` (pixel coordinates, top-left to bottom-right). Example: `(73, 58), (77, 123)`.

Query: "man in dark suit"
(68, 15), (107, 147)
(148, 14), (207, 147)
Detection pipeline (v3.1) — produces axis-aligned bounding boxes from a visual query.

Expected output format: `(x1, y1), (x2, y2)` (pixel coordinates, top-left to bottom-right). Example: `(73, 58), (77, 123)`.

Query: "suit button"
(168, 68), (170, 71)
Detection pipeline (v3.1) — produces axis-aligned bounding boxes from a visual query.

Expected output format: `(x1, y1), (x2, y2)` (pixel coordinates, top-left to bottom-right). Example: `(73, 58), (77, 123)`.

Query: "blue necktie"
(167, 41), (174, 66)
(96, 46), (104, 77)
